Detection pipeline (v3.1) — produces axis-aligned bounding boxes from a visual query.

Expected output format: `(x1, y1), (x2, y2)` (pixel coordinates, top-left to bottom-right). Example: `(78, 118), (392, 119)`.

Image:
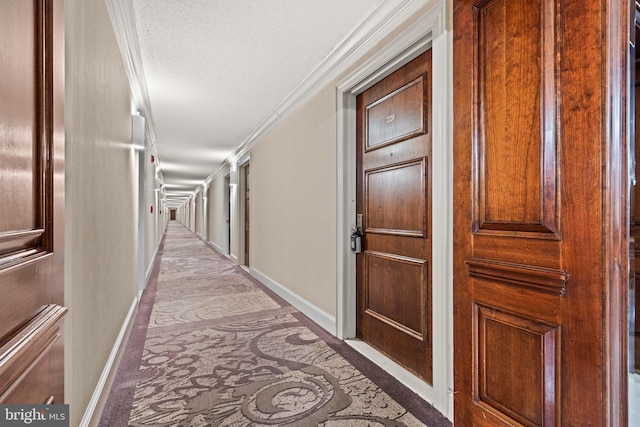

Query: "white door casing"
(335, 0), (453, 418)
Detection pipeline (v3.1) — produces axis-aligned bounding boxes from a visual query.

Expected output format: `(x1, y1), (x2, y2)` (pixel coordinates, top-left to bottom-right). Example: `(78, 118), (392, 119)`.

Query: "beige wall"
(250, 85), (337, 316)
(65, 0), (137, 424)
(240, 0), (442, 322)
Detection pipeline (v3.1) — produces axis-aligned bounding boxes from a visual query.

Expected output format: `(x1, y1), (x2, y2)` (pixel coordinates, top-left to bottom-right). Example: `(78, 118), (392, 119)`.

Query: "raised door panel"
(474, 0), (558, 236)
(365, 76), (426, 151)
(364, 251), (427, 340)
(0, 0), (48, 266)
(365, 159), (426, 237)
(475, 304), (558, 427)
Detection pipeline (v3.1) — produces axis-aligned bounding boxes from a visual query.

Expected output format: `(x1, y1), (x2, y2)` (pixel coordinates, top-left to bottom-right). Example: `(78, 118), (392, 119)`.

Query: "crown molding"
(105, 0), (158, 154)
(108, 0), (433, 188)
(205, 0), (431, 182)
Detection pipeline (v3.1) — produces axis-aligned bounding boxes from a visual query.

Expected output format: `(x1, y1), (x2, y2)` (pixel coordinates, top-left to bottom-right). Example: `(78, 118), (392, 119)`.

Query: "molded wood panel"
(0, 0), (38, 234)
(0, 305), (66, 403)
(476, 305), (557, 426)
(0, 0), (52, 268)
(474, 0), (559, 236)
(365, 76), (426, 151)
(467, 258), (568, 295)
(365, 158), (426, 237)
(364, 251), (426, 340)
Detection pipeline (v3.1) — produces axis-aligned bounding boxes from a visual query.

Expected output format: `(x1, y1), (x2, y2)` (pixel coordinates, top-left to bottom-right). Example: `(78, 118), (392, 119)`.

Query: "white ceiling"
(130, 0), (384, 205)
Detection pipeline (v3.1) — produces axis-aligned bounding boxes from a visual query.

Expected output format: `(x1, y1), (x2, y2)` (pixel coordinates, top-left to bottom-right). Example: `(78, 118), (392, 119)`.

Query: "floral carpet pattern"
(101, 222), (450, 426)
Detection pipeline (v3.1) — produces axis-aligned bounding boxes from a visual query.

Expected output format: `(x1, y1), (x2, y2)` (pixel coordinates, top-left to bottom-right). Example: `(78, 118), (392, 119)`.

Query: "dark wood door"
(243, 164), (250, 266)
(356, 50), (432, 383)
(453, 0), (622, 425)
(633, 10), (640, 375)
(225, 174), (231, 251)
(0, 0), (66, 404)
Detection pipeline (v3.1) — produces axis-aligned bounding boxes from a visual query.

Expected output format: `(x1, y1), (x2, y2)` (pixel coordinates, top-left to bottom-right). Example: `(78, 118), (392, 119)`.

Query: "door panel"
(357, 50), (432, 383)
(454, 0), (610, 425)
(0, 0), (66, 404)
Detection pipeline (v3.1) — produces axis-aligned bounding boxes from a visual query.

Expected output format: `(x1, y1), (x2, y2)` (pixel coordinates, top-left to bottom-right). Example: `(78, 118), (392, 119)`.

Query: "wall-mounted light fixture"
(132, 114), (146, 151)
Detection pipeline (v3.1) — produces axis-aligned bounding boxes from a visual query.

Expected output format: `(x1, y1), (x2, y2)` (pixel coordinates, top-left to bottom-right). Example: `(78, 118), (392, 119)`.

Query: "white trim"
(79, 298), (138, 427)
(207, 240), (225, 255)
(346, 339), (434, 403)
(203, 0), (431, 183)
(630, 373), (640, 426)
(249, 267), (336, 334)
(144, 246), (158, 284)
(237, 157), (251, 267)
(335, 0), (452, 420)
(105, 0), (159, 166)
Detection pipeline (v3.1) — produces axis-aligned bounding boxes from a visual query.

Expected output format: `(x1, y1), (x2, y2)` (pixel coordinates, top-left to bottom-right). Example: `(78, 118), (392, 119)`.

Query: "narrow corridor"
(98, 222), (450, 426)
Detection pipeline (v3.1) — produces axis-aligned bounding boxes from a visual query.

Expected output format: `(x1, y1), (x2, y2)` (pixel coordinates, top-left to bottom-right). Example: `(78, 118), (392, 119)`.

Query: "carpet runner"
(99, 222), (450, 426)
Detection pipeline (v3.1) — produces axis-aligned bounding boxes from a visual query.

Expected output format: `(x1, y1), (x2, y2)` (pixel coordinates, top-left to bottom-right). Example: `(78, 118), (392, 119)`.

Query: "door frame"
(133, 114), (146, 297)
(336, 0), (452, 418)
(237, 155), (251, 267)
(224, 173), (231, 255)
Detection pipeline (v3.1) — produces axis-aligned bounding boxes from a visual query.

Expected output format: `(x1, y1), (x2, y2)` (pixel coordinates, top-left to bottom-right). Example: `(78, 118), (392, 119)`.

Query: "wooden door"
(633, 9), (640, 375)
(0, 0), (66, 404)
(453, 0), (624, 425)
(356, 51), (433, 382)
(225, 174), (231, 252)
(243, 164), (250, 266)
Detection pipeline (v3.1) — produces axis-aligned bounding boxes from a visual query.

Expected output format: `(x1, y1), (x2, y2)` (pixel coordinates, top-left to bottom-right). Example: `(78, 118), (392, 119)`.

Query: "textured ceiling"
(131, 0), (378, 203)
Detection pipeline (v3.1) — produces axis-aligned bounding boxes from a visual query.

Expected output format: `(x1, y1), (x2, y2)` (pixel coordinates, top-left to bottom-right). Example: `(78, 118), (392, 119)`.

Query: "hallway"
(99, 222), (450, 426)
(0, 0), (635, 425)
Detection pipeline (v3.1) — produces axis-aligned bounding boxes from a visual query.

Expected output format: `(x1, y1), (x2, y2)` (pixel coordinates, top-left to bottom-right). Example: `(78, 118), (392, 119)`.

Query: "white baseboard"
(630, 372), (640, 427)
(248, 267), (336, 334)
(79, 297), (138, 427)
(346, 338), (435, 405)
(144, 247), (158, 284)
(207, 240), (225, 254)
(229, 254), (239, 264)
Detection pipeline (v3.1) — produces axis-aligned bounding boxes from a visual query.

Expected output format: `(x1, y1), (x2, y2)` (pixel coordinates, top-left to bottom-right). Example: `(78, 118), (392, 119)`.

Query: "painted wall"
(65, 0), (137, 424)
(250, 85), (337, 316)
(240, 1), (442, 323)
(194, 190), (203, 237)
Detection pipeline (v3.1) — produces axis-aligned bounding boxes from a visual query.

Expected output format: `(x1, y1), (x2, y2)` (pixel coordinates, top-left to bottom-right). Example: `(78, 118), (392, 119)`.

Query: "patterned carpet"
(99, 222), (450, 426)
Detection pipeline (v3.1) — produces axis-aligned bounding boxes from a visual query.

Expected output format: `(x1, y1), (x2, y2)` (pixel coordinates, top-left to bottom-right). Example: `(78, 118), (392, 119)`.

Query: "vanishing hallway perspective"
(98, 222), (451, 426)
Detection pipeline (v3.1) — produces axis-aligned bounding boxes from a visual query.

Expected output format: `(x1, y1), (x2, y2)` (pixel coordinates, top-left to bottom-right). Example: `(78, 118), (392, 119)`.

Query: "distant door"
(356, 50), (433, 382)
(0, 0), (66, 404)
(243, 164), (250, 266)
(224, 174), (231, 253)
(170, 209), (176, 221)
